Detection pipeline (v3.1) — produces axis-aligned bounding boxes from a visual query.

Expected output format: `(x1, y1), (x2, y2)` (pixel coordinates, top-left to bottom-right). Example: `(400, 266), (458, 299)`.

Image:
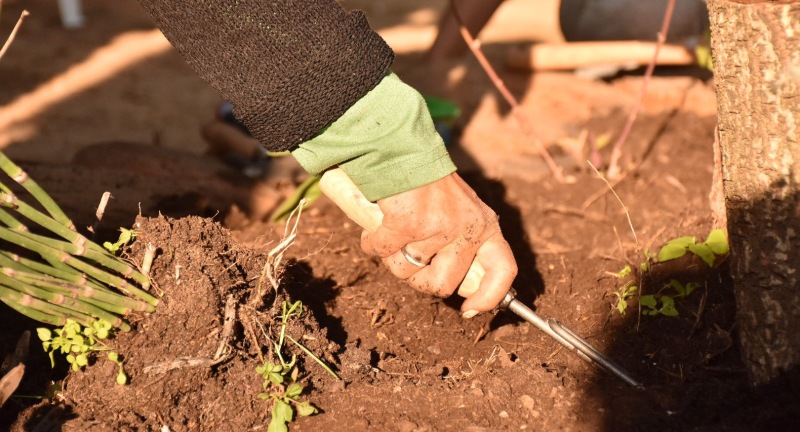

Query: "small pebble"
(499, 411), (509, 419)
(519, 395), (535, 411)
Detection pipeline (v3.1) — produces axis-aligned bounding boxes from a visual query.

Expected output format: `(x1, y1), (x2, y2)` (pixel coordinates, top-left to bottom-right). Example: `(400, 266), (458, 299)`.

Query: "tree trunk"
(708, 0), (800, 385)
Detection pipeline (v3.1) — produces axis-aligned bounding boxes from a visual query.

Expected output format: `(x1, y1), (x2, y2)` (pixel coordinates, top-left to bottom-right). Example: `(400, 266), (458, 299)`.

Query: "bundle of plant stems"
(0, 151), (156, 331)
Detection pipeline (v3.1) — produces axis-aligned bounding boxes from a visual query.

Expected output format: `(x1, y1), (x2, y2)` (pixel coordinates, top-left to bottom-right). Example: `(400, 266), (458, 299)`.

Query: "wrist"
(291, 72), (456, 201)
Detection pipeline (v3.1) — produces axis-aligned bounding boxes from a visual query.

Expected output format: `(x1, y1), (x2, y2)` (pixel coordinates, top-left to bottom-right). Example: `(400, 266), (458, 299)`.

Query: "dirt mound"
(11, 215), (336, 431)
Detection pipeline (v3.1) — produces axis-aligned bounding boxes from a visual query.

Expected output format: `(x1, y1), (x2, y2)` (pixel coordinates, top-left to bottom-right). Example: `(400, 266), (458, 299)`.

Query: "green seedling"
(37, 319), (128, 385)
(103, 228), (136, 254)
(639, 279), (701, 317)
(256, 360), (317, 432)
(613, 281), (638, 315)
(657, 229), (729, 267)
(256, 300), (327, 432)
(640, 294), (678, 317)
(611, 230), (727, 317)
(611, 265), (638, 315)
(271, 177), (322, 223)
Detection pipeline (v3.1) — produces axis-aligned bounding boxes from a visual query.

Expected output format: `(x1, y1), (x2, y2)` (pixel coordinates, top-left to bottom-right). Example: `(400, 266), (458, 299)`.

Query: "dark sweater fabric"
(136, 0), (395, 151)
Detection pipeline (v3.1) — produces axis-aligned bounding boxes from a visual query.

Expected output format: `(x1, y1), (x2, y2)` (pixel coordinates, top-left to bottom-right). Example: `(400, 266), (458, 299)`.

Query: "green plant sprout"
(256, 300), (328, 432)
(613, 281), (638, 315)
(657, 229), (729, 267)
(103, 228), (136, 254)
(611, 229), (728, 317)
(270, 177), (323, 223)
(37, 319), (128, 385)
(639, 280), (700, 317)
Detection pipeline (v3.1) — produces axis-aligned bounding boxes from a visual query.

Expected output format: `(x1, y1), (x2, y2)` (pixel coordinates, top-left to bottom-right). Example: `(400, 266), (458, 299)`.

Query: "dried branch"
(449, 0), (564, 182)
(0, 10), (29, 62)
(606, 0), (677, 179)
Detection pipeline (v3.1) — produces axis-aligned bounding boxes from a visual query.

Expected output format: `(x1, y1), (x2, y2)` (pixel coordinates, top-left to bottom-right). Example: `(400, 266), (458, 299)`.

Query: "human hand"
(360, 173), (517, 318)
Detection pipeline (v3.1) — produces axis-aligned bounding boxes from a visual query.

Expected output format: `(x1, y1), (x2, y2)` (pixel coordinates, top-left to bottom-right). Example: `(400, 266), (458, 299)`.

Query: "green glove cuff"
(291, 72), (456, 201)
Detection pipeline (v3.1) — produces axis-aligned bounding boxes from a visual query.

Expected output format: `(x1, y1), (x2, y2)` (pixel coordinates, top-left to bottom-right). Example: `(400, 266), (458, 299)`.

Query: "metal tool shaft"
(500, 291), (643, 389)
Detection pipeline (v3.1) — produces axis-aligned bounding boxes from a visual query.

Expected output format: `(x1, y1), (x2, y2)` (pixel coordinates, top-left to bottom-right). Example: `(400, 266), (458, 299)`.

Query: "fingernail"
(462, 310), (479, 319)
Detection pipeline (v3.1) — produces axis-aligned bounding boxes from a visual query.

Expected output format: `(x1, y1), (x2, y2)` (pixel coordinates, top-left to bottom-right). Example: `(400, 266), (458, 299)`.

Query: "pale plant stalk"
(587, 161), (639, 248)
(0, 9), (29, 61)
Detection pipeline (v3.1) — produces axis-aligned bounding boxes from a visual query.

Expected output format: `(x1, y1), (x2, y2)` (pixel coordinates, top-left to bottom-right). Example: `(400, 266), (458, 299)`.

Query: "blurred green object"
(270, 176), (322, 223)
(424, 96), (460, 146)
(424, 95), (461, 122)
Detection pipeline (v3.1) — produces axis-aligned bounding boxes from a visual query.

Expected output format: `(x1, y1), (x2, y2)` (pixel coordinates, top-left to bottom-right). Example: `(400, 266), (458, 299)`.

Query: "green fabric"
(291, 72), (457, 202)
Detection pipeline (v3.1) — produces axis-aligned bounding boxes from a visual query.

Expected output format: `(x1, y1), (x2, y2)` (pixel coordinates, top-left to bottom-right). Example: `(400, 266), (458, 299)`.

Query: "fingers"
(460, 233), (518, 316)
(405, 237), (483, 297)
(380, 235), (452, 280)
(354, 173), (517, 316)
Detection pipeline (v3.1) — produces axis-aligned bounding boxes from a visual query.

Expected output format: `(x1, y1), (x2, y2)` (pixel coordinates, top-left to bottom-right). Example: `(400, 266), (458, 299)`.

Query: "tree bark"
(708, 0), (800, 385)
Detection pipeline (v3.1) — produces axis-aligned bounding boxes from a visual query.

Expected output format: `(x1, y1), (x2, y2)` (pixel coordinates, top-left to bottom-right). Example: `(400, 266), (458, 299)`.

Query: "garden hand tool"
(319, 168), (643, 389)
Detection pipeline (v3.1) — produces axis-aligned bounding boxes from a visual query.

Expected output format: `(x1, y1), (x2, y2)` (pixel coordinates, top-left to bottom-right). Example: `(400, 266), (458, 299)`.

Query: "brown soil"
(1, 1), (798, 431)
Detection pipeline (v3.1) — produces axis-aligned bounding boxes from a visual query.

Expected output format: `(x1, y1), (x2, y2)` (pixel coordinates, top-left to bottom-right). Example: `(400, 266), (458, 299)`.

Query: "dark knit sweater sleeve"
(136, 0), (395, 152)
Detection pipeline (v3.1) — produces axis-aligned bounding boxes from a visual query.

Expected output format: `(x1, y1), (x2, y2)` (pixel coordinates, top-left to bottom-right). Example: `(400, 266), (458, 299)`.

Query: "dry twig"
(606, 0), (677, 178)
(449, 0), (564, 182)
(0, 10), (29, 61)
(587, 161), (639, 249)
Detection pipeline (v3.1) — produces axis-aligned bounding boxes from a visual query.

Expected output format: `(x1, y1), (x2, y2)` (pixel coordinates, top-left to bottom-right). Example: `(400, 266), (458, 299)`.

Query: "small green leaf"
(685, 282), (700, 296)
(37, 328), (52, 341)
(108, 352), (119, 363)
(704, 229), (729, 255)
(269, 373), (284, 386)
(257, 393), (270, 400)
(617, 300), (627, 315)
(667, 279), (685, 296)
(270, 400), (293, 429)
(285, 383), (303, 399)
(665, 236), (696, 247)
(75, 354), (88, 367)
(276, 399), (294, 423)
(296, 401), (318, 417)
(640, 295), (657, 309)
(659, 296), (679, 317)
(658, 242), (689, 262)
(640, 261), (649, 272)
(688, 243), (716, 267)
(270, 177), (322, 223)
(616, 265), (631, 278)
(66, 354), (76, 364)
(116, 371), (128, 386)
(268, 417), (288, 432)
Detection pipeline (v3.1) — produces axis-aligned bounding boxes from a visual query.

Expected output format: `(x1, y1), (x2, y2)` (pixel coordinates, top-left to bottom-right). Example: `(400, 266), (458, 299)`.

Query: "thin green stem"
(11, 270), (144, 314)
(0, 273), (128, 330)
(0, 294), (66, 326)
(0, 153), (73, 227)
(285, 335), (341, 380)
(12, 228), (150, 289)
(0, 251), (112, 294)
(0, 191), (102, 254)
(0, 286), (97, 327)
(0, 227), (157, 306)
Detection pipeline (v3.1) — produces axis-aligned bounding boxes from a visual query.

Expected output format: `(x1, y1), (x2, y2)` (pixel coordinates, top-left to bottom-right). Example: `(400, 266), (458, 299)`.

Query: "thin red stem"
(607, 0), (677, 178)
(450, 0), (564, 182)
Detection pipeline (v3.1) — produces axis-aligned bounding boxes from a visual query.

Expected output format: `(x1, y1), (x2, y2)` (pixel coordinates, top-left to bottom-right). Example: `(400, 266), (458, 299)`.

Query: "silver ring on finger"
(400, 246), (429, 268)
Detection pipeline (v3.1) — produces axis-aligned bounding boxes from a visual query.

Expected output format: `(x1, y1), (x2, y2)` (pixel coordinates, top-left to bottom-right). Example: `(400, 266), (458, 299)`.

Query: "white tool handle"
(319, 168), (485, 298)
